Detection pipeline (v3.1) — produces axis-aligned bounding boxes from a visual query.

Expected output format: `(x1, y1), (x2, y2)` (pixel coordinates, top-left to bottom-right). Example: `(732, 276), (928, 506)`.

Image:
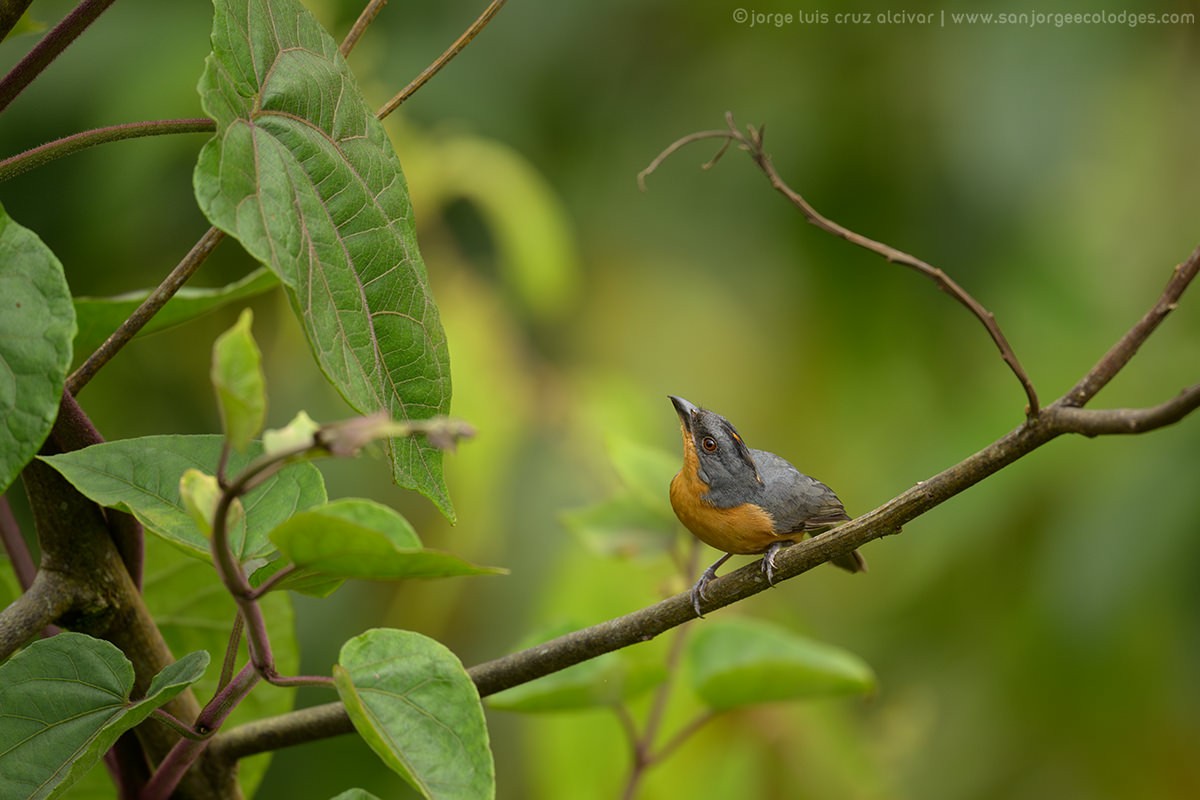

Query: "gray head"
(669, 395), (763, 508)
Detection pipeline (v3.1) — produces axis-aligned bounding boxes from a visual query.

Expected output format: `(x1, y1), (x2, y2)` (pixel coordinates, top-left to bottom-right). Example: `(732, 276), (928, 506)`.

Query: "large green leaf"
(0, 633), (207, 800)
(193, 0), (454, 518)
(39, 435), (326, 562)
(71, 268), (278, 363)
(267, 499), (505, 590)
(334, 629), (494, 800)
(143, 534), (296, 797)
(0, 202), (74, 494)
(686, 618), (876, 711)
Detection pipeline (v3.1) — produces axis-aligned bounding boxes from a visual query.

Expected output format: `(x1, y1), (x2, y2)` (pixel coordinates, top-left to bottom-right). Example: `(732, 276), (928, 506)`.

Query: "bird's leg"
(691, 553), (734, 617)
(761, 540), (793, 586)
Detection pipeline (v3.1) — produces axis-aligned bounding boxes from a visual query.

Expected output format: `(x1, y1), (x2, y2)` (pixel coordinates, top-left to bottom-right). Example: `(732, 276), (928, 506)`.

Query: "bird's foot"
(690, 567), (718, 617)
(761, 541), (790, 586)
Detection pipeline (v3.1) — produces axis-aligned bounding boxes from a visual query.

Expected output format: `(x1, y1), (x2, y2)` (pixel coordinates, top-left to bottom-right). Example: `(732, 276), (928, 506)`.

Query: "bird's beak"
(668, 395), (698, 432)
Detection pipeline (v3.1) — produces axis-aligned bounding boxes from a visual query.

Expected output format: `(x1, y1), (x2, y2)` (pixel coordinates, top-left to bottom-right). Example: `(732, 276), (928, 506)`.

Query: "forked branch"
(638, 111), (1041, 417)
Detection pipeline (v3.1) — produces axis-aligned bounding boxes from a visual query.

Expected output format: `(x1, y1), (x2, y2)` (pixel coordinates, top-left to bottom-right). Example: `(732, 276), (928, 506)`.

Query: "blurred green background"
(3, 0), (1199, 798)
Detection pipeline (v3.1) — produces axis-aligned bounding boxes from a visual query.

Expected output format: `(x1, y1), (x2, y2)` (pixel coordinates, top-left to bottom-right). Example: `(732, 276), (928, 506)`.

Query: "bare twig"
(0, 118), (213, 182)
(0, 495), (36, 590)
(639, 112), (1042, 417)
(339, 0), (388, 57)
(375, 0), (507, 119)
(0, 0), (37, 43)
(0, 0), (119, 114)
(1062, 244), (1200, 407)
(66, 226), (225, 395)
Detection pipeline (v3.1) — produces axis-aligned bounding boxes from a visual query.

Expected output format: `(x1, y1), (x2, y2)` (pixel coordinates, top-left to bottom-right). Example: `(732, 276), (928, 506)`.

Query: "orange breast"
(670, 470), (800, 555)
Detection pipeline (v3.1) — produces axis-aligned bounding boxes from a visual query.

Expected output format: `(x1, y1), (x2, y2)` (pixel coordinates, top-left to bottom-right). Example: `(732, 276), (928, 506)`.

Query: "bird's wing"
(752, 449), (850, 534)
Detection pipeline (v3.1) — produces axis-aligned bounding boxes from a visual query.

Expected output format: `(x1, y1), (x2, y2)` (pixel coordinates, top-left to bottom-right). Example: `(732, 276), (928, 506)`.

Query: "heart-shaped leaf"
(194, 0), (454, 518)
(334, 628), (494, 800)
(0, 633), (207, 800)
(0, 202), (74, 494)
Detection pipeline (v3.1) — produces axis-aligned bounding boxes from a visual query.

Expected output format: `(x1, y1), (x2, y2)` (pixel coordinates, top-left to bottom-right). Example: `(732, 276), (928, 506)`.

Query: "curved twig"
(639, 112), (1042, 417)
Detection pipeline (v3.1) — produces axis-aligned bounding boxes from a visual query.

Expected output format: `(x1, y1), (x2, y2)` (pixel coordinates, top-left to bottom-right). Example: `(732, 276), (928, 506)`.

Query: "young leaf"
(72, 267), (278, 361)
(143, 535), (296, 797)
(329, 791), (382, 800)
(335, 628), (495, 800)
(687, 618), (877, 711)
(268, 499), (505, 588)
(39, 435), (326, 562)
(0, 202), (75, 494)
(0, 633), (208, 800)
(179, 467), (238, 538)
(194, 0), (454, 518)
(211, 308), (265, 452)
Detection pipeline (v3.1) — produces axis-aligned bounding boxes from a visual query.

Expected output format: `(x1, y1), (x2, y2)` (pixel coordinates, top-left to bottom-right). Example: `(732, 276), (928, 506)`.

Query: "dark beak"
(668, 395), (698, 431)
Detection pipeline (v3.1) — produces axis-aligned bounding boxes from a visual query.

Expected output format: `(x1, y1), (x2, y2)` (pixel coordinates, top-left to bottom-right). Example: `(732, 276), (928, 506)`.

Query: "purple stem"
(0, 495), (36, 589)
(0, 0), (120, 114)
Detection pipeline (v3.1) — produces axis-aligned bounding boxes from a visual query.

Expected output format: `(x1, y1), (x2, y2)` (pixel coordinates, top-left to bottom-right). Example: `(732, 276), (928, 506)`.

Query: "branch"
(66, 225), (225, 395)
(1062, 245), (1200, 407)
(207, 241), (1199, 763)
(375, 0), (507, 119)
(0, 0), (35, 42)
(0, 568), (78, 659)
(638, 112), (1042, 417)
(0, 118), (214, 182)
(339, 0), (388, 57)
(0, 0), (119, 114)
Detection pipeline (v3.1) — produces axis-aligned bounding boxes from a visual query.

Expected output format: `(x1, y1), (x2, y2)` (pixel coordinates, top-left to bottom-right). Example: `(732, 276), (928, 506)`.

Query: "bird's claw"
(690, 567), (717, 617)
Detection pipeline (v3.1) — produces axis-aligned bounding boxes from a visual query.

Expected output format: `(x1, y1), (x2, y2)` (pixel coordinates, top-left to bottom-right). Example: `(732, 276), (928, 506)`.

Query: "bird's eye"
(701, 436), (718, 452)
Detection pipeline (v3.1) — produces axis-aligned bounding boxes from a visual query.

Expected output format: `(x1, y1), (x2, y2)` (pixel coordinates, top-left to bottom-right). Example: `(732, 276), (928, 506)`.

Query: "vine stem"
(0, 0), (119, 114)
(638, 112), (1042, 418)
(0, 118), (214, 182)
(375, 0), (507, 119)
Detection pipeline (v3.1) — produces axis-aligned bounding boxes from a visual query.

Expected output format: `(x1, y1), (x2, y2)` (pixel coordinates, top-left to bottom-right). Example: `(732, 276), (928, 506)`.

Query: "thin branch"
(1046, 384), (1200, 437)
(66, 225), (225, 395)
(1062, 245), (1200, 408)
(339, 0), (388, 57)
(0, 0), (119, 114)
(0, 0), (36, 42)
(639, 112), (1042, 417)
(0, 494), (36, 590)
(0, 569), (79, 659)
(0, 118), (214, 182)
(375, 0), (507, 119)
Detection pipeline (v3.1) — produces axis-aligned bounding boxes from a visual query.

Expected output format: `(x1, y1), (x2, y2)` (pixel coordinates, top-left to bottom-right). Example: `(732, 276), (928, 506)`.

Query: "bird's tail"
(832, 548), (868, 573)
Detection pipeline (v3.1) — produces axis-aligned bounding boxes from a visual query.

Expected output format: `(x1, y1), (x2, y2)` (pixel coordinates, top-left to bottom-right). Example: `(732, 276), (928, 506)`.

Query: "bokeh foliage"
(2, 1), (1198, 798)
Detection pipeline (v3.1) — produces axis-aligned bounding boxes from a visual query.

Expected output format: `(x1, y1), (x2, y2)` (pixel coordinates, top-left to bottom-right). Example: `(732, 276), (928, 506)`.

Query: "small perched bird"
(668, 395), (865, 615)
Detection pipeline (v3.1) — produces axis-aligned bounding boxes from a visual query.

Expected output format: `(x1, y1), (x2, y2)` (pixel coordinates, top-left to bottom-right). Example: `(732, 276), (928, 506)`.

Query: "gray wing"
(751, 449), (850, 534)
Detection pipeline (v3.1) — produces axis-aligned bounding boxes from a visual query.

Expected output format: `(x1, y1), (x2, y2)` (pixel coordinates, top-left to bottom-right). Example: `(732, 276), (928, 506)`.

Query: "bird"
(667, 395), (866, 616)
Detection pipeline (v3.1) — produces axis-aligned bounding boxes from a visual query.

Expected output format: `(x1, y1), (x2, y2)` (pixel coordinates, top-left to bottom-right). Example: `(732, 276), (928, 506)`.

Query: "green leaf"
(211, 308), (265, 452)
(39, 435), (326, 562)
(179, 468), (236, 538)
(687, 618), (876, 711)
(0, 203), (74, 494)
(488, 624), (666, 713)
(0, 633), (207, 800)
(194, 0), (454, 518)
(268, 499), (505, 589)
(71, 268), (278, 362)
(329, 791), (382, 800)
(334, 628), (494, 800)
(143, 534), (296, 797)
